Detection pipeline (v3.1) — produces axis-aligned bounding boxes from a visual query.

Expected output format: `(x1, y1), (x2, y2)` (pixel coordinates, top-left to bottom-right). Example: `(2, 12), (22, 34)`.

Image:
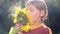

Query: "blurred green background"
(0, 0), (60, 34)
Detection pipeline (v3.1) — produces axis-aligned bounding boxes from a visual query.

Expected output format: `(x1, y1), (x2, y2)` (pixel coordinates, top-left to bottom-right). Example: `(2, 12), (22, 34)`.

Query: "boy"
(12, 0), (52, 34)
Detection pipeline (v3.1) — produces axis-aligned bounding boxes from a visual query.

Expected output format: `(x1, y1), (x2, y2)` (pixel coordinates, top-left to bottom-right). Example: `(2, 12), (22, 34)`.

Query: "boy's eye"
(30, 10), (33, 12)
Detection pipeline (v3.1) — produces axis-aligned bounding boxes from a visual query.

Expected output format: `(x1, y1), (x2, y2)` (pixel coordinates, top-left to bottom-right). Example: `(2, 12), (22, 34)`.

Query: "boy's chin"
(32, 19), (36, 22)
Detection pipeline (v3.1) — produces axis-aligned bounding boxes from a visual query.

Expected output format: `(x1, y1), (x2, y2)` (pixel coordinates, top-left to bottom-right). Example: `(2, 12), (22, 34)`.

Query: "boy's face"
(26, 4), (41, 22)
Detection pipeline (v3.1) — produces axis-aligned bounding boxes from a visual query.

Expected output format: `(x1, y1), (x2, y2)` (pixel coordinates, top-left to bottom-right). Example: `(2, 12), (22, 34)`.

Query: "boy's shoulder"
(42, 26), (52, 34)
(34, 26), (52, 34)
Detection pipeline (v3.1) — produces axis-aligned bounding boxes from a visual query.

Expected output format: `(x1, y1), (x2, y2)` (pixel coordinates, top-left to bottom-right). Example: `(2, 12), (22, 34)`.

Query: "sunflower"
(13, 7), (34, 32)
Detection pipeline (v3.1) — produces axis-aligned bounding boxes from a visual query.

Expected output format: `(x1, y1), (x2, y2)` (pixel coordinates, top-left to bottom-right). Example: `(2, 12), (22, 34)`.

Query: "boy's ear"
(39, 10), (45, 17)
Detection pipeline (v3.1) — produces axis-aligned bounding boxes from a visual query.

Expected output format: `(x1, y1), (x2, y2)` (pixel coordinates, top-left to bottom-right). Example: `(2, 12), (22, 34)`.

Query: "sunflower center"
(17, 12), (28, 25)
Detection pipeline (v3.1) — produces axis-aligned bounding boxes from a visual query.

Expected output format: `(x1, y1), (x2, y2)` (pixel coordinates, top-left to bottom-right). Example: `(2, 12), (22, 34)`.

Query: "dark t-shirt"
(22, 26), (50, 34)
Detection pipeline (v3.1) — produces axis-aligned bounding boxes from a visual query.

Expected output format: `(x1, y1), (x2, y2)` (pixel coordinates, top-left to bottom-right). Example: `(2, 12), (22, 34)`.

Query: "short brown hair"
(26, 0), (48, 21)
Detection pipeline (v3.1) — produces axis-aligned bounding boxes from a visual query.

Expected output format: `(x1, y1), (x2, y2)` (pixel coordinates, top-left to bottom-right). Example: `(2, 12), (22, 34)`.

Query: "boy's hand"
(17, 32), (23, 34)
(14, 22), (23, 34)
(14, 22), (21, 30)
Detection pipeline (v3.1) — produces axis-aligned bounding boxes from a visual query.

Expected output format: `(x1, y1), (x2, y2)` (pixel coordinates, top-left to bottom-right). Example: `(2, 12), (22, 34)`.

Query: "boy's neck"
(30, 19), (45, 30)
(33, 18), (43, 25)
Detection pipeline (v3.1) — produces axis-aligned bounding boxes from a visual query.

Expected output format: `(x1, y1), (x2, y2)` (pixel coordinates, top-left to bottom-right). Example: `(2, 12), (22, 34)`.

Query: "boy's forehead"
(26, 3), (34, 8)
(26, 4), (39, 11)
